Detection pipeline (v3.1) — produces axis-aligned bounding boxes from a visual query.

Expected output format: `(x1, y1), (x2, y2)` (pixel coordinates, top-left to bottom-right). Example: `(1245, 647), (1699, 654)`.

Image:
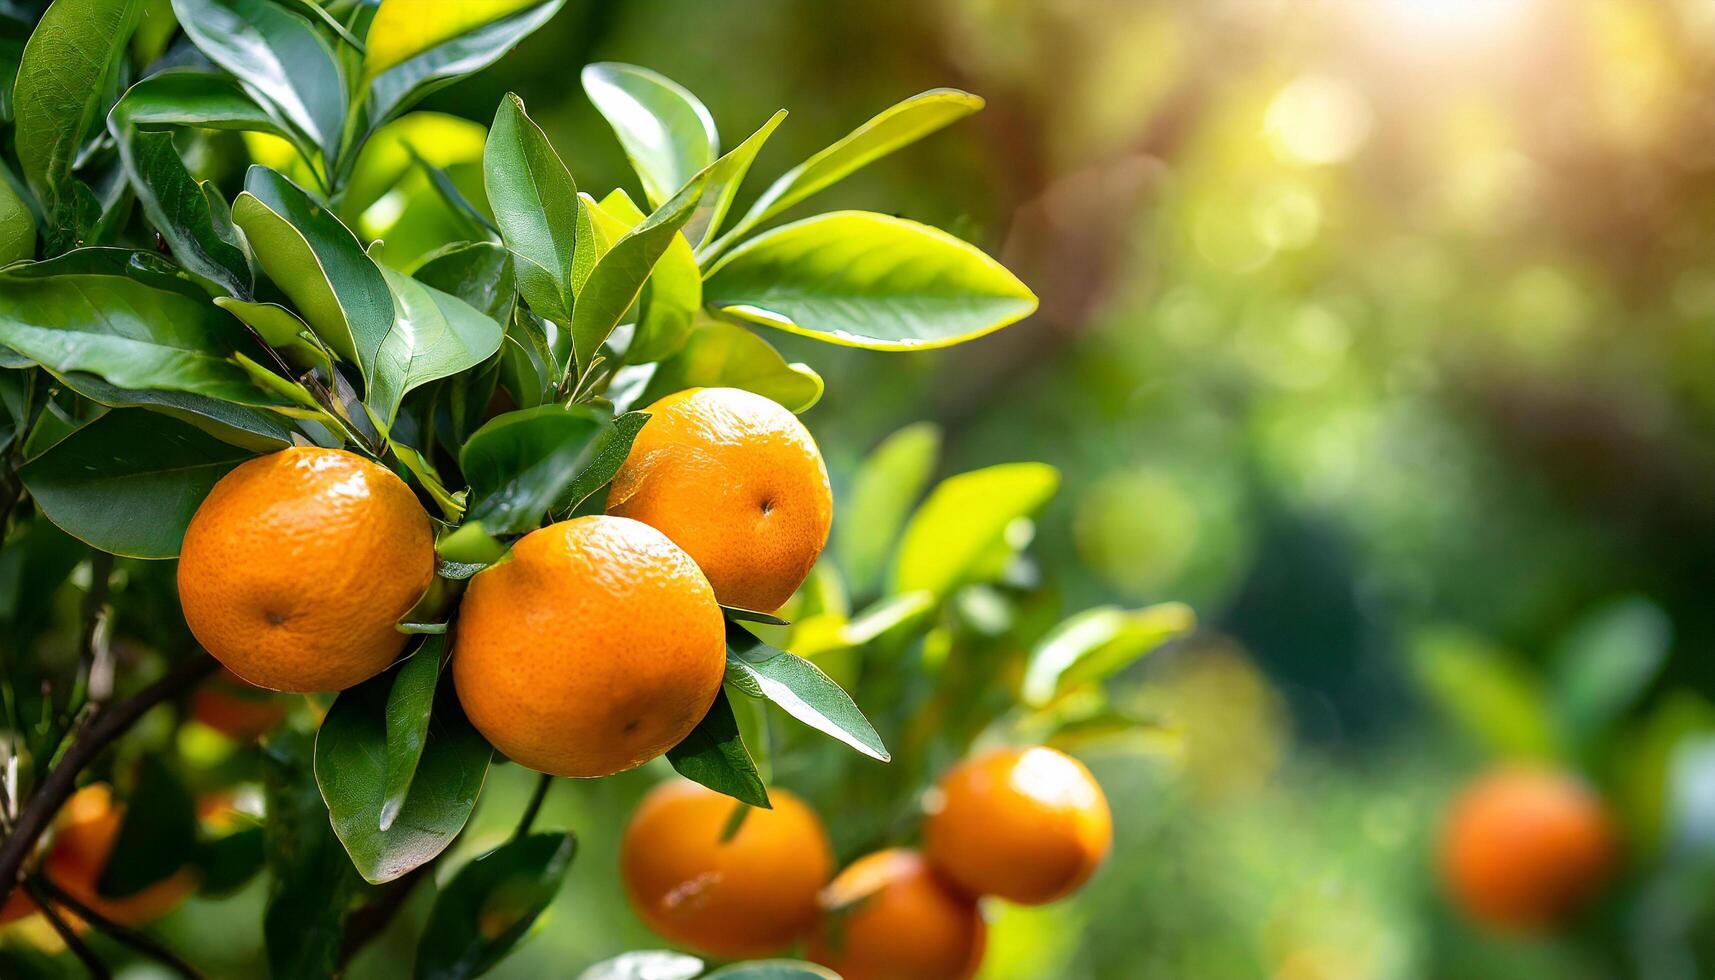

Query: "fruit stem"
(33, 873), (206, 979)
(0, 653), (219, 911)
(512, 772), (554, 842)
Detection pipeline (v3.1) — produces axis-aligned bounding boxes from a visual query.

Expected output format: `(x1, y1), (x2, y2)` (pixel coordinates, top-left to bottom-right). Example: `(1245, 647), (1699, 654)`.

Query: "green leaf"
(264, 730), (361, 980)
(106, 69), (290, 137)
(52, 370), (295, 452)
(554, 410), (647, 514)
(193, 825), (266, 896)
(891, 462), (1058, 596)
(365, 1), (566, 130)
(640, 318), (822, 414)
(1411, 628), (1556, 758)
(686, 109), (785, 251)
(596, 189), (699, 364)
(484, 93), (579, 326)
(19, 410), (254, 558)
(724, 623), (889, 762)
(459, 404), (608, 534)
(705, 211), (1036, 350)
(576, 951), (703, 980)
(367, 263), (505, 431)
(214, 297), (327, 367)
(0, 175), (35, 266)
(703, 963), (840, 980)
(838, 422), (940, 597)
(314, 655), (491, 884)
(233, 166), (395, 384)
(364, 0), (545, 78)
(1022, 603), (1195, 707)
(496, 309), (557, 409)
(109, 125), (251, 297)
(381, 637), (444, 832)
(581, 63), (717, 209)
(171, 0), (346, 162)
(96, 755), (196, 899)
(411, 242), (517, 322)
(709, 88), (983, 253)
(414, 832), (575, 980)
(571, 175), (705, 372)
(13, 0), (141, 215)
(722, 606), (790, 627)
(668, 688), (770, 808)
(1552, 597), (1671, 745)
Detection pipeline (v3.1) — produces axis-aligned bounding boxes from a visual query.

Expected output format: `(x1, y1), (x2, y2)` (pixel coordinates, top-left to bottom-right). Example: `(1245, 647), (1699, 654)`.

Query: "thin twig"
(24, 879), (111, 980)
(33, 874), (204, 980)
(513, 772), (553, 842)
(0, 653), (219, 907)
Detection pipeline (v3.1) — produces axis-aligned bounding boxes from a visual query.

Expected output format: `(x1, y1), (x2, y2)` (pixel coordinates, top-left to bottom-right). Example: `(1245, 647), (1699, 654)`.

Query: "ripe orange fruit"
(0, 888), (34, 925)
(190, 667), (288, 740)
(621, 780), (833, 958)
(923, 745), (1112, 905)
(44, 785), (195, 926)
(1439, 766), (1617, 932)
(607, 387), (832, 612)
(178, 447), (434, 693)
(807, 848), (985, 980)
(452, 515), (726, 777)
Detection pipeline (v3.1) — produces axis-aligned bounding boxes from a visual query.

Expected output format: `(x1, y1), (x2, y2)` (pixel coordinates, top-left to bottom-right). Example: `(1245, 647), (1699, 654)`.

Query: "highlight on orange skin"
(621, 780), (834, 958)
(923, 745), (1113, 905)
(1439, 765), (1618, 933)
(808, 848), (986, 980)
(43, 784), (196, 927)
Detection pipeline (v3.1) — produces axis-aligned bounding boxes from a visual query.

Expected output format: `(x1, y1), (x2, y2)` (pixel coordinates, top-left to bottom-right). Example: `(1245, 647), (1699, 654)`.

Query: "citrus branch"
(33, 873), (206, 980)
(0, 653), (219, 907)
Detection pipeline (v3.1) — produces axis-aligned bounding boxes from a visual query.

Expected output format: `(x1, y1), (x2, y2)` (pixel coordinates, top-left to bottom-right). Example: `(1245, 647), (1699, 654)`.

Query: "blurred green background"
(34, 0), (1715, 976)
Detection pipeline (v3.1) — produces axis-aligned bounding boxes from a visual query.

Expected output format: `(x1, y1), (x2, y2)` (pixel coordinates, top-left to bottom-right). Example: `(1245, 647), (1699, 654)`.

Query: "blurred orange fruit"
(923, 745), (1112, 904)
(44, 785), (195, 926)
(190, 667), (287, 740)
(0, 887), (35, 925)
(452, 516), (725, 777)
(1439, 766), (1617, 932)
(178, 447), (434, 692)
(607, 387), (832, 612)
(807, 848), (985, 980)
(621, 780), (833, 958)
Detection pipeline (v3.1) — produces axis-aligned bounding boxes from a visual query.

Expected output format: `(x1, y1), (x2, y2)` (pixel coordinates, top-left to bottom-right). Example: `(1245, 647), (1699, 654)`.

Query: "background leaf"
(1411, 628), (1558, 758)
(264, 731), (361, 980)
(415, 832), (575, 980)
(891, 462), (1059, 596)
(364, 0), (544, 78)
(1552, 597), (1671, 747)
(582, 62), (717, 209)
(96, 755), (197, 899)
(1022, 603), (1196, 707)
(705, 211), (1036, 350)
(837, 422), (940, 598)
(365, 0), (566, 130)
(20, 410), (254, 559)
(315, 658), (491, 884)
(667, 688), (770, 808)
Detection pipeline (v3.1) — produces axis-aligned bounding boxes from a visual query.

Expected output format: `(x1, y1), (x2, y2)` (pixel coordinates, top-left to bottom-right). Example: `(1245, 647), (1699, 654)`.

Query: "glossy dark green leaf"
(497, 309), (557, 409)
(725, 623), (889, 762)
(0, 175), (34, 265)
(107, 68), (289, 136)
(414, 832), (575, 980)
(20, 410), (254, 558)
(233, 166), (395, 384)
(554, 410), (647, 514)
(412, 242), (517, 322)
(703, 964), (840, 980)
(838, 422), (941, 597)
(708, 89), (983, 255)
(571, 175), (705, 372)
(639, 318), (822, 413)
(596, 190), (698, 364)
(366, 1), (565, 130)
(368, 263), (505, 430)
(96, 755), (197, 899)
(576, 951), (703, 980)
(13, 0), (141, 215)
(705, 211), (1037, 350)
(264, 730), (361, 980)
(52, 370), (295, 452)
(0, 248), (280, 402)
(667, 688), (770, 808)
(721, 606), (790, 627)
(171, 0), (346, 161)
(686, 110), (785, 252)
(315, 658), (491, 884)
(110, 125), (251, 297)
(582, 63), (716, 209)
(484, 93), (578, 325)
(213, 296), (328, 368)
(381, 637), (443, 832)
(459, 404), (608, 535)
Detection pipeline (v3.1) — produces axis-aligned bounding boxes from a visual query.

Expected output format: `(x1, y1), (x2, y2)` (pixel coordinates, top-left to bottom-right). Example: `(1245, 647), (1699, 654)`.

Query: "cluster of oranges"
(621, 744), (1113, 979)
(176, 386), (833, 779)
